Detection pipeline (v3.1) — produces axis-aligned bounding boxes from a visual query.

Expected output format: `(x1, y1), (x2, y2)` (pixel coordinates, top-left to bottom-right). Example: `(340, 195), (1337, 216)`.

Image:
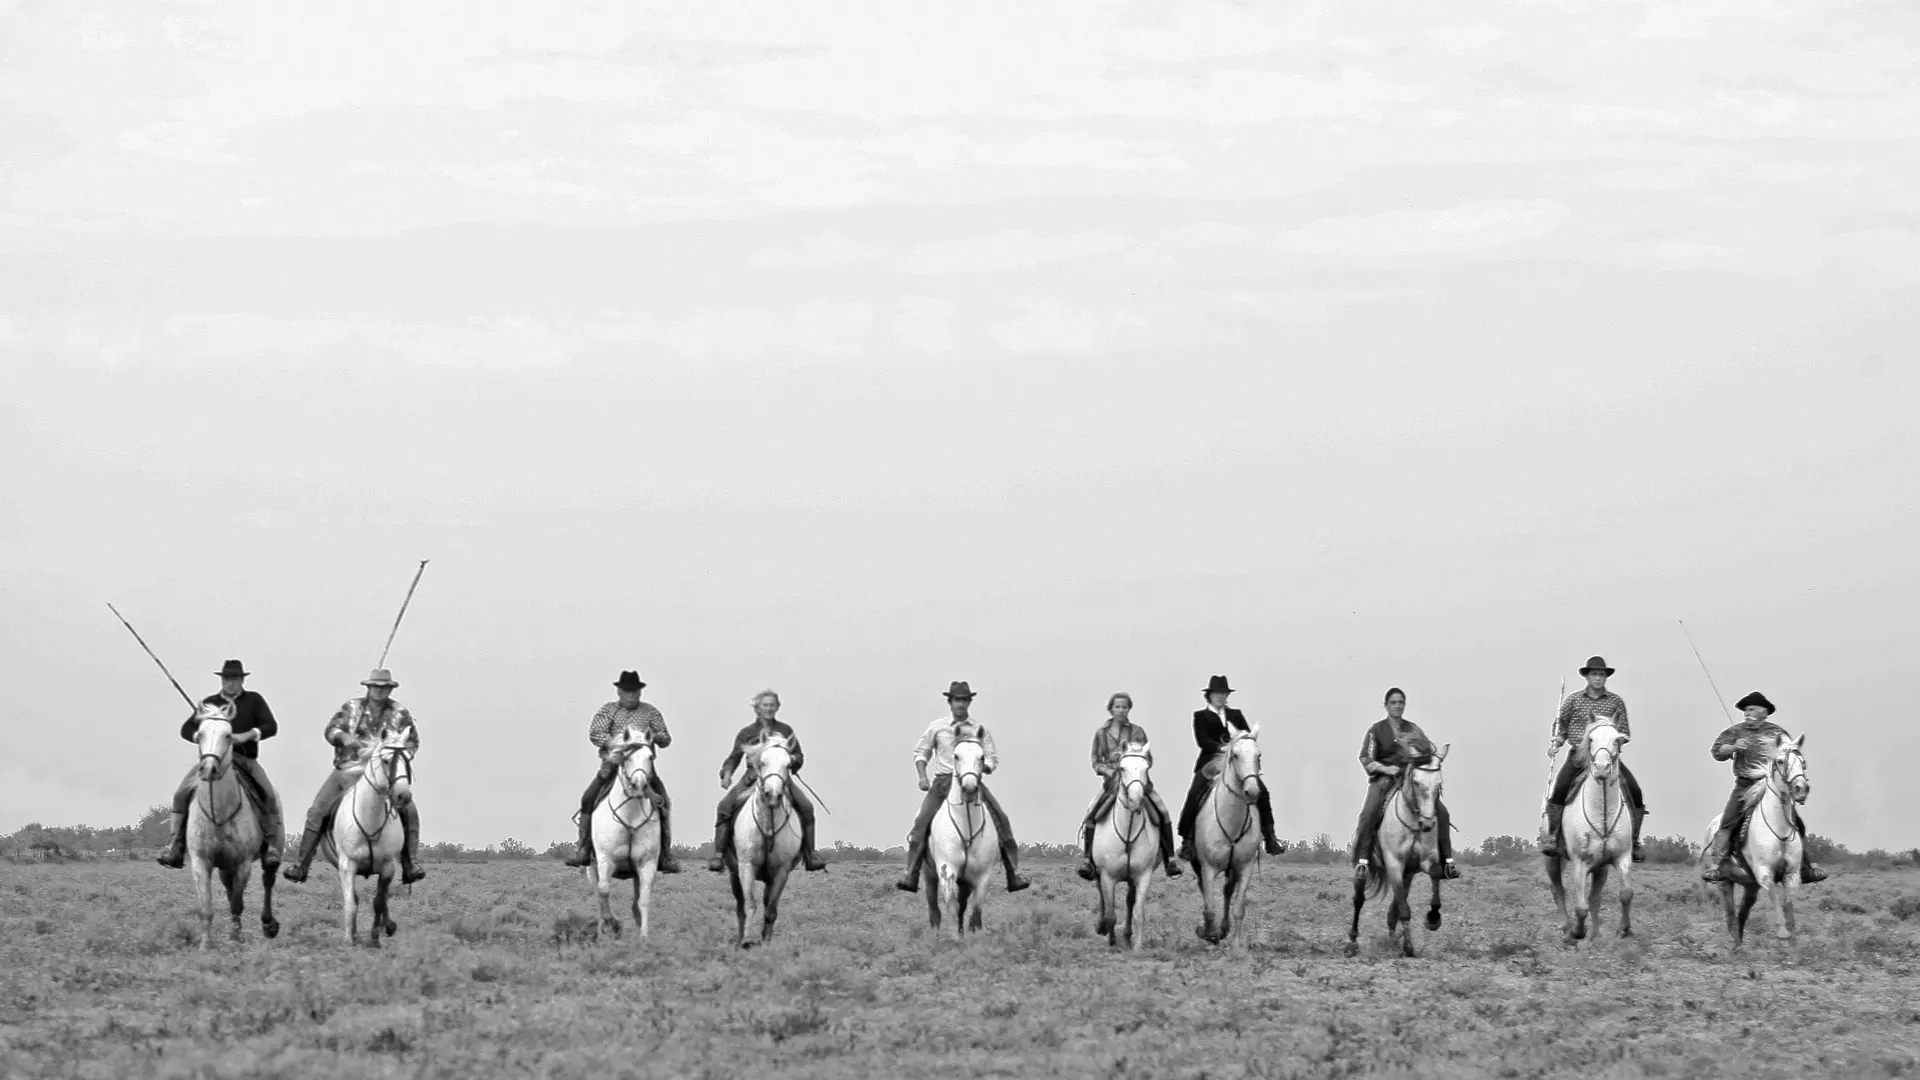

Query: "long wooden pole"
(1540, 674), (1566, 828)
(376, 560), (430, 669)
(1677, 619), (1735, 723)
(107, 604), (196, 710)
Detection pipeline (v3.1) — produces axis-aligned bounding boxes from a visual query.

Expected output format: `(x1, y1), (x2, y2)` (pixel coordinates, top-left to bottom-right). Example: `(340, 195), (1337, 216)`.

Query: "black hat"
(215, 659), (249, 679)
(1578, 656), (1615, 676)
(1735, 691), (1775, 715)
(943, 680), (975, 700)
(1204, 674), (1235, 696)
(613, 671), (646, 692)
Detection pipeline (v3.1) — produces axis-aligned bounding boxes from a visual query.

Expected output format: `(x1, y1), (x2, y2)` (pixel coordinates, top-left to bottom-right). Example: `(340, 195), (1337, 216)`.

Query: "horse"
(1189, 726), (1271, 947)
(183, 703), (279, 949)
(924, 736), (999, 940)
(1544, 723), (1634, 945)
(318, 728), (412, 947)
(1704, 733), (1810, 947)
(726, 733), (803, 948)
(1348, 743), (1451, 958)
(1090, 741), (1161, 950)
(587, 727), (660, 938)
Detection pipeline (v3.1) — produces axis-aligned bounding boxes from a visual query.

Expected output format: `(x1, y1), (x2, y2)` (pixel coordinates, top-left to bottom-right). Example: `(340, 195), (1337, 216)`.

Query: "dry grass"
(3, 859), (1918, 1078)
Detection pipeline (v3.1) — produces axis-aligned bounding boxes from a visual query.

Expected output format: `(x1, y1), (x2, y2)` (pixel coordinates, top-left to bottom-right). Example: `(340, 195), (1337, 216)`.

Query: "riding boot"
(280, 824), (324, 883)
(895, 835), (927, 892)
(1630, 805), (1647, 863)
(1700, 823), (1737, 883)
(1157, 816), (1182, 876)
(656, 807), (682, 874)
(1800, 853), (1828, 884)
(563, 812), (595, 868)
(1255, 785), (1285, 856)
(797, 813), (827, 872)
(399, 802), (427, 884)
(1538, 802), (1565, 857)
(155, 811), (188, 869)
(1076, 820), (1099, 881)
(707, 810), (732, 873)
(999, 839), (1032, 893)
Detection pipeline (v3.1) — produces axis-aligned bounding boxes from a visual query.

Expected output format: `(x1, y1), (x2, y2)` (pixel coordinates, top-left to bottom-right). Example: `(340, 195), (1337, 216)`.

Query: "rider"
(1700, 691), (1827, 884)
(564, 671), (681, 873)
(1539, 656), (1648, 862)
(704, 689), (827, 874)
(157, 659), (285, 871)
(1351, 687), (1459, 880)
(895, 681), (1032, 894)
(281, 668), (425, 885)
(1074, 692), (1180, 881)
(1177, 675), (1286, 861)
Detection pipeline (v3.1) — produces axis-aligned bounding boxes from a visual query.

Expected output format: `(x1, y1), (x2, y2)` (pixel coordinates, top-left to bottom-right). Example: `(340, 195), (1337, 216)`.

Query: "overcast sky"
(3, 2), (1916, 854)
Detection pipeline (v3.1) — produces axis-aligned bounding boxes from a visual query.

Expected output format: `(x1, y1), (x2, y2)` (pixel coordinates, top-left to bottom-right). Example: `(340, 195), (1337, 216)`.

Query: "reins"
(194, 749), (247, 832)
(347, 744), (413, 866)
(1208, 735), (1259, 845)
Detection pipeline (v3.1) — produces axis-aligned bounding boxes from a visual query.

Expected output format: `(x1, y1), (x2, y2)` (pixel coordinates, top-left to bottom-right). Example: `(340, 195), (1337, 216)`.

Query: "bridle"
(1210, 732), (1261, 843)
(1109, 750), (1152, 848)
(349, 739), (415, 851)
(193, 722), (246, 831)
(942, 739), (991, 874)
(607, 740), (658, 830)
(1578, 732), (1628, 839)
(1757, 742), (1808, 842)
(747, 741), (793, 863)
(1390, 760), (1444, 835)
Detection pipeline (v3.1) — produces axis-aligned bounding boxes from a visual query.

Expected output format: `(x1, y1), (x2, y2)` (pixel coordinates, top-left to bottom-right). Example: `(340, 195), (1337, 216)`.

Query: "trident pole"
(1540, 674), (1566, 829)
(376, 560), (430, 669)
(1677, 619), (1736, 723)
(107, 604), (197, 710)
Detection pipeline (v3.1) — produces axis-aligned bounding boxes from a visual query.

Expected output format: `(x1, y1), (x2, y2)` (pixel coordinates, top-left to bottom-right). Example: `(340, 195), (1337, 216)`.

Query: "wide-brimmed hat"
(613, 670), (646, 692)
(1204, 674), (1235, 696)
(215, 659), (249, 679)
(361, 668), (399, 688)
(943, 680), (976, 700)
(1735, 691), (1775, 715)
(1578, 656), (1615, 676)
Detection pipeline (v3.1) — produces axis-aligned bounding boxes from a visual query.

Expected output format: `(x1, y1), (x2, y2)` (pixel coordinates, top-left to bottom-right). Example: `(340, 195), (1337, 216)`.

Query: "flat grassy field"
(3, 857), (1917, 1079)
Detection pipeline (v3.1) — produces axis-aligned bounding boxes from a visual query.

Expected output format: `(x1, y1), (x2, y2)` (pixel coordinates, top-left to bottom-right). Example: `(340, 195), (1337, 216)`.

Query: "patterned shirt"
(913, 716), (999, 777)
(1554, 689), (1631, 755)
(325, 697), (420, 770)
(1711, 718), (1790, 781)
(588, 701), (671, 759)
(1090, 722), (1151, 777)
(1358, 718), (1432, 772)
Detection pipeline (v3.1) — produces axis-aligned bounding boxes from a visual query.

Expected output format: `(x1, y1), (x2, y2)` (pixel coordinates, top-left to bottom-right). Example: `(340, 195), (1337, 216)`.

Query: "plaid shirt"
(589, 701), (670, 759)
(1711, 718), (1789, 781)
(1090, 722), (1151, 777)
(1554, 689), (1630, 756)
(914, 716), (999, 777)
(325, 697), (419, 770)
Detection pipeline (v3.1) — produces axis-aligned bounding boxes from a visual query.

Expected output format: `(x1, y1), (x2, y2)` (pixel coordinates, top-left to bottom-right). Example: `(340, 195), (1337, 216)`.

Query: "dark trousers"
(1547, 755), (1645, 845)
(577, 760), (675, 862)
(170, 757), (284, 862)
(713, 774), (818, 856)
(1177, 770), (1278, 845)
(1352, 775), (1453, 863)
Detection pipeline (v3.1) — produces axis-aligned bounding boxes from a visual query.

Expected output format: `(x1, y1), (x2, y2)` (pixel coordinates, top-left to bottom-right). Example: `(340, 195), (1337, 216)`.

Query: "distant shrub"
(1890, 896), (1920, 921)
(496, 837), (537, 859)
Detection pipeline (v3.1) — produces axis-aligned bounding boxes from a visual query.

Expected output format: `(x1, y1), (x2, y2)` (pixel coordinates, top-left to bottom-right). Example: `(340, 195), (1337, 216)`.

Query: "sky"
(3, 1), (1917, 853)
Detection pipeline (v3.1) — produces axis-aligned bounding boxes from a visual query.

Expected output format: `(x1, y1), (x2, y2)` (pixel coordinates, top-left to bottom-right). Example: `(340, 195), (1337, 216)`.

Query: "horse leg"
(594, 854), (619, 937)
(1125, 876), (1143, 952)
(339, 861), (358, 946)
(728, 861), (749, 947)
(1734, 883), (1759, 947)
(939, 864), (961, 942)
(967, 875), (985, 934)
(223, 862), (247, 943)
(1544, 855), (1571, 942)
(635, 863), (655, 939)
(259, 852), (279, 940)
(1221, 863), (1243, 949)
(1195, 865), (1220, 945)
(1585, 863), (1608, 940)
(1777, 859), (1800, 942)
(1720, 881), (1739, 942)
(1567, 859), (1591, 943)
(1425, 870), (1442, 933)
(740, 862), (763, 950)
(1390, 864), (1414, 957)
(369, 873), (391, 949)
(191, 857), (214, 950)
(924, 862), (941, 930)
(1096, 872), (1117, 944)
(762, 864), (791, 944)
(1615, 855), (1634, 938)
(1347, 860), (1367, 957)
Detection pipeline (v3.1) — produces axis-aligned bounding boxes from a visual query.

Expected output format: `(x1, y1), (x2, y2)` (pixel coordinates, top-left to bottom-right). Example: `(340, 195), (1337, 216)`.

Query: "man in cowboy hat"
(895, 681), (1031, 893)
(563, 671), (681, 873)
(704, 688), (828, 874)
(1700, 691), (1826, 884)
(1177, 675), (1286, 861)
(157, 660), (285, 870)
(1539, 656), (1647, 862)
(281, 668), (426, 885)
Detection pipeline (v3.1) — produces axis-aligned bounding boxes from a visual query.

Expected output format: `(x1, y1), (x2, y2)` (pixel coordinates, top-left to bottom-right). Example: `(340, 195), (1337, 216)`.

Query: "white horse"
(924, 736), (999, 939)
(184, 703), (279, 948)
(588, 727), (660, 938)
(1545, 723), (1634, 944)
(318, 728), (411, 947)
(1704, 733), (1810, 947)
(1090, 741), (1160, 950)
(1348, 744), (1450, 958)
(726, 734), (803, 948)
(1189, 727), (1272, 947)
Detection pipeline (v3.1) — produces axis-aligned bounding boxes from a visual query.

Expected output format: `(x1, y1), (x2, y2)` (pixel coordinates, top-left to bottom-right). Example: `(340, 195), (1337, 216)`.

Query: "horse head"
(609, 727), (656, 800)
(752, 734), (793, 806)
(1116, 740), (1153, 811)
(359, 729), (416, 804)
(1775, 733), (1809, 805)
(952, 736), (987, 803)
(1585, 724), (1627, 780)
(1403, 742), (1450, 833)
(193, 702), (236, 781)
(1224, 725), (1263, 799)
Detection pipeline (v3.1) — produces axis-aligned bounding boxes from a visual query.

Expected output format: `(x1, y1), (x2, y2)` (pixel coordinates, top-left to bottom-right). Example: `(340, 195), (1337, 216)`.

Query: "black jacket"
(1191, 706), (1251, 773)
(179, 690), (278, 759)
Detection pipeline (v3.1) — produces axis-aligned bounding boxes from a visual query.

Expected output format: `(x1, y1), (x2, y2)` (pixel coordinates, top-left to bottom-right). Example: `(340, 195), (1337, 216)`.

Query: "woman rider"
(1352, 687), (1459, 881)
(1074, 692), (1181, 881)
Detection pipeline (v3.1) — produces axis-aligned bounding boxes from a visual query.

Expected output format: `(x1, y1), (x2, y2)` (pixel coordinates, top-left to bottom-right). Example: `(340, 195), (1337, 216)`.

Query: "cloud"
(747, 233), (884, 268)
(901, 230), (1130, 274)
(891, 297), (957, 353)
(1273, 199), (1571, 260)
(987, 299), (1147, 354)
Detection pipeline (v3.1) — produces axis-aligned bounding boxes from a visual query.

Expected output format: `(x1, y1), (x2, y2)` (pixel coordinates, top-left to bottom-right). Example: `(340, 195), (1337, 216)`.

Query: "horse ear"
(1437, 742), (1450, 762)
(1791, 733), (1805, 749)
(1248, 723), (1261, 740)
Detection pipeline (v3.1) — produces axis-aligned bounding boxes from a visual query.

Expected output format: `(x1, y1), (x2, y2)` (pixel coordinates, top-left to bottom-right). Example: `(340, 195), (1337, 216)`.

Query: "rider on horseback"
(281, 668), (426, 884)
(895, 681), (1032, 893)
(705, 689), (827, 873)
(157, 660), (285, 871)
(1539, 656), (1647, 862)
(1177, 675), (1285, 861)
(1074, 692), (1180, 881)
(1700, 691), (1827, 884)
(564, 671), (681, 873)
(1352, 687), (1459, 880)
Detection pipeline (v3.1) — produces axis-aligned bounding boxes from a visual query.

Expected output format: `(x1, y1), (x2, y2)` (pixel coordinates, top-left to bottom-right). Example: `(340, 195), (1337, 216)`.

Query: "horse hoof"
(1425, 911), (1442, 932)
(1619, 927), (1633, 939)
(262, 920), (281, 940)
(1344, 940), (1359, 958)
(384, 921), (397, 938)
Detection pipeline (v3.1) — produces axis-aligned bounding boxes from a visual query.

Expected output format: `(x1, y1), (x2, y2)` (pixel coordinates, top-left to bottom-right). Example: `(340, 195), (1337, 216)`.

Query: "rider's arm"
(180, 711), (199, 742)
(323, 702), (355, 747)
(719, 729), (748, 784)
(911, 720), (938, 770)
(980, 726), (999, 773)
(647, 705), (672, 750)
(252, 694), (279, 743)
(787, 729), (805, 774)
(1710, 724), (1741, 761)
(1091, 731), (1113, 777)
(587, 704), (617, 752)
(395, 707), (420, 753)
(1551, 695), (1575, 746)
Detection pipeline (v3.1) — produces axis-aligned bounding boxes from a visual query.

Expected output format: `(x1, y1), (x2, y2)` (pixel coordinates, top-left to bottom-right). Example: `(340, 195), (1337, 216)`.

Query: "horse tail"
(1362, 833), (1391, 899)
